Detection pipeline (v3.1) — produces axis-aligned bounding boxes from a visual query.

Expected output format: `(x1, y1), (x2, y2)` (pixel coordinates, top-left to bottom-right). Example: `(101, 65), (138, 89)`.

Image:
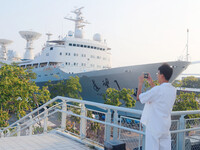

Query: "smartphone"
(144, 73), (149, 79)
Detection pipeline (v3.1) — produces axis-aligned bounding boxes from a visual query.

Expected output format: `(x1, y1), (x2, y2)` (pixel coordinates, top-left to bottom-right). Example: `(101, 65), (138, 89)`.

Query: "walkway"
(0, 133), (91, 150)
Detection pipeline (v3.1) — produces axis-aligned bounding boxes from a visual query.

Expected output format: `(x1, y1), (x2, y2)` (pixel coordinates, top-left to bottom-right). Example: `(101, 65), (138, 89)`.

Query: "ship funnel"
(19, 31), (41, 60)
(0, 39), (13, 60)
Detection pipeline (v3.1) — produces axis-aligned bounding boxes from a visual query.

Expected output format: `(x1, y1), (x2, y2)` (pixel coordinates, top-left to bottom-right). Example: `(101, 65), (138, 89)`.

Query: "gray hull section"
(36, 61), (190, 110)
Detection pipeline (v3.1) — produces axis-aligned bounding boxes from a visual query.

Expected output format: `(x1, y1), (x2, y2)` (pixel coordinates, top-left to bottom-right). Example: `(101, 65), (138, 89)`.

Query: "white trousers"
(145, 128), (171, 150)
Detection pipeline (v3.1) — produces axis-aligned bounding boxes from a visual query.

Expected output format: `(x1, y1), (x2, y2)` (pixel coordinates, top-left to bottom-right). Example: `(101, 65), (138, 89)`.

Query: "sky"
(0, 0), (200, 75)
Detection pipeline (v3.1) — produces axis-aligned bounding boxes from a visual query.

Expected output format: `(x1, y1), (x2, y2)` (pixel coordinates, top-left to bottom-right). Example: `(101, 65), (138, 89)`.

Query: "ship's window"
(100, 48), (102, 50)
(60, 52), (62, 55)
(94, 47), (97, 49)
(73, 44), (76, 46)
(91, 55), (95, 58)
(56, 72), (60, 75)
(50, 73), (53, 75)
(91, 46), (94, 49)
(69, 43), (72, 46)
(88, 46), (90, 48)
(81, 45), (83, 47)
(97, 47), (99, 50)
(77, 44), (80, 47)
(69, 53), (70, 56)
(97, 56), (101, 59)
(81, 63), (86, 66)
(33, 63), (38, 68)
(50, 47), (53, 50)
(66, 53), (67, 55)
(40, 62), (47, 67)
(66, 62), (70, 65)
(46, 53), (49, 56)
(103, 48), (105, 51)
(84, 45), (87, 48)
(90, 64), (95, 67)
(38, 75), (41, 77)
(45, 74), (48, 76)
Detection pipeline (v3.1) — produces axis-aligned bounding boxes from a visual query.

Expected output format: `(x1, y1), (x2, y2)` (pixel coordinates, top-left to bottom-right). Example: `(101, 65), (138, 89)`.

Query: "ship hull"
(35, 61), (190, 110)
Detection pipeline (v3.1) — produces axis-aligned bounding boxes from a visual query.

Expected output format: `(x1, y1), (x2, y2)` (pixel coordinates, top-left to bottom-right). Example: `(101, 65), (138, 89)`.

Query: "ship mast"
(64, 7), (90, 31)
(186, 29), (189, 61)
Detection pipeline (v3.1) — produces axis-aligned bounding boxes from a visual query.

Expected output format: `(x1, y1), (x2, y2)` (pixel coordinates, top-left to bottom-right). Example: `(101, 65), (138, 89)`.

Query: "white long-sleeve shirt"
(139, 83), (176, 136)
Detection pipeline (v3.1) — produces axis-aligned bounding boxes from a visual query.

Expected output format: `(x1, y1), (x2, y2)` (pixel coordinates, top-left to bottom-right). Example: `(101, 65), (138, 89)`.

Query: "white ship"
(0, 7), (190, 109)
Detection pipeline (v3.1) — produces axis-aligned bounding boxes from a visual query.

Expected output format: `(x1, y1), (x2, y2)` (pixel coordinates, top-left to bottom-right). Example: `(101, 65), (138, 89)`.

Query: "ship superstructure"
(19, 7), (111, 75)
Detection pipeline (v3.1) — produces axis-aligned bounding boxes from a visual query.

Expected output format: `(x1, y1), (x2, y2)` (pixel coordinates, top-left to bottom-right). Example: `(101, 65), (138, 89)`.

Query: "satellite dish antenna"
(19, 31), (41, 60)
(0, 39), (13, 60)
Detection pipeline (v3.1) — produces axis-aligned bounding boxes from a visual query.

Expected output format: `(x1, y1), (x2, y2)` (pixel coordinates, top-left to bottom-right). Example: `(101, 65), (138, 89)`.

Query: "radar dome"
(74, 29), (84, 38)
(68, 31), (73, 37)
(93, 33), (102, 42)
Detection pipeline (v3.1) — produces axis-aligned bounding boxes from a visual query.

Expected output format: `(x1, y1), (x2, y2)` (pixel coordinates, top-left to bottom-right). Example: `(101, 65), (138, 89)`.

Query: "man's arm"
(147, 73), (155, 88)
(137, 73), (155, 101)
(137, 75), (144, 101)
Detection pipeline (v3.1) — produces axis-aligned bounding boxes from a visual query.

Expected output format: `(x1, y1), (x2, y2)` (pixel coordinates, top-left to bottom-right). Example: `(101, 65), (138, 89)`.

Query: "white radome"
(68, 30), (74, 37)
(93, 33), (102, 42)
(74, 29), (84, 38)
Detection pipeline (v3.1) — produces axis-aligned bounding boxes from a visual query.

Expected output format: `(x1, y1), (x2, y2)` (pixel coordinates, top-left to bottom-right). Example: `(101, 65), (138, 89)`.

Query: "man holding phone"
(137, 63), (176, 150)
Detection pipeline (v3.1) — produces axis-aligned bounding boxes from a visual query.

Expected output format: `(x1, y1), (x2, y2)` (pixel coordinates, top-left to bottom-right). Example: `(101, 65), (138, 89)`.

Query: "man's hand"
(146, 73), (155, 88)
(137, 74), (144, 101)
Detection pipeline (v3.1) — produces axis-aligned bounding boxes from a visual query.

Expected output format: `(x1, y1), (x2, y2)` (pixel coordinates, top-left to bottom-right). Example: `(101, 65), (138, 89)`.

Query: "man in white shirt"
(137, 63), (176, 150)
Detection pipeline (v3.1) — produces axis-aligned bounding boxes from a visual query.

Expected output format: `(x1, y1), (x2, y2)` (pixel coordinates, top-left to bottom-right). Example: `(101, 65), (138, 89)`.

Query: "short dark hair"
(158, 63), (173, 81)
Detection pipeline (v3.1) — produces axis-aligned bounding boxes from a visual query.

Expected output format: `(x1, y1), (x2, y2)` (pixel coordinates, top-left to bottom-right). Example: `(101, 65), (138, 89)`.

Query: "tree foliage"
(173, 76), (200, 88)
(48, 76), (82, 99)
(103, 88), (136, 108)
(0, 64), (51, 127)
(173, 92), (200, 118)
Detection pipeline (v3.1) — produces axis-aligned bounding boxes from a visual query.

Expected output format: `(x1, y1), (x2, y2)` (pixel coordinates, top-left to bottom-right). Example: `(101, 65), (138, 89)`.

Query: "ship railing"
(0, 96), (200, 150)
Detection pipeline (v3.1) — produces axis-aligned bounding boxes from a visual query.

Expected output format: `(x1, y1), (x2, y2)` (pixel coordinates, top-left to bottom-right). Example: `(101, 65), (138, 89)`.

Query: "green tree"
(48, 76), (82, 99)
(173, 92), (200, 118)
(103, 88), (136, 108)
(182, 76), (199, 88)
(173, 76), (200, 88)
(0, 64), (51, 127)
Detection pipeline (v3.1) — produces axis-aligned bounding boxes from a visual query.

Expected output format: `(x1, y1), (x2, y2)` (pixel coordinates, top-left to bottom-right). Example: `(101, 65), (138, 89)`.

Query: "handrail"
(171, 110), (200, 116)
(2, 95), (200, 136)
(58, 109), (145, 135)
(1, 96), (59, 133)
(9, 109), (59, 137)
(58, 96), (143, 115)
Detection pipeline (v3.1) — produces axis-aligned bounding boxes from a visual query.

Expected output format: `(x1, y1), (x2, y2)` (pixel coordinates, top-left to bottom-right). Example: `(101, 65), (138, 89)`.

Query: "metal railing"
(0, 96), (200, 150)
